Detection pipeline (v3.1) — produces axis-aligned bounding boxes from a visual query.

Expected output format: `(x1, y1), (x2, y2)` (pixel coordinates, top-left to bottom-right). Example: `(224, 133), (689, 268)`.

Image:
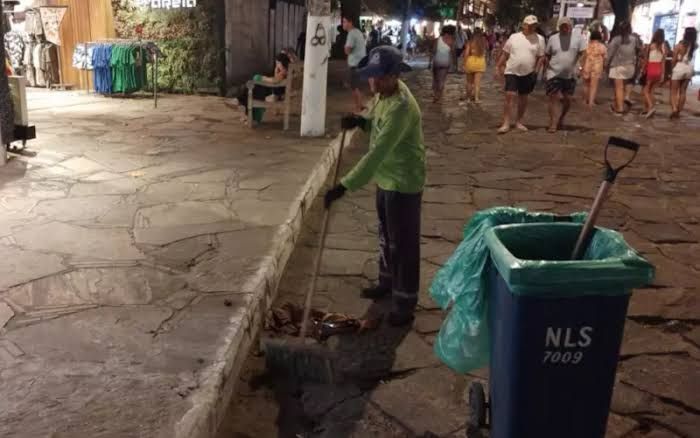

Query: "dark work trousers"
(376, 188), (422, 316)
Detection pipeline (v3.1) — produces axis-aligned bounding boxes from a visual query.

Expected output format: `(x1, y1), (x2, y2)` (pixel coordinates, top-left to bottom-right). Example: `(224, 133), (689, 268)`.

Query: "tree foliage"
(387, 0), (460, 19)
(494, 0), (552, 28)
(609, 0), (639, 37)
(111, 0), (223, 94)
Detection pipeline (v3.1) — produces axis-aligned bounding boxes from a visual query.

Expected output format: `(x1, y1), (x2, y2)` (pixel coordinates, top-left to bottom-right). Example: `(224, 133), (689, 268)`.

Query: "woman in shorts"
(670, 27), (697, 119)
(641, 29), (667, 118)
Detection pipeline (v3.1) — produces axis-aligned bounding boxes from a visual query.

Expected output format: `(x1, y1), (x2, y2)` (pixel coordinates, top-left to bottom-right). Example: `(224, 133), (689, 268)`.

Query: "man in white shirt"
(495, 15), (546, 134)
(343, 15), (367, 113)
(544, 17), (586, 133)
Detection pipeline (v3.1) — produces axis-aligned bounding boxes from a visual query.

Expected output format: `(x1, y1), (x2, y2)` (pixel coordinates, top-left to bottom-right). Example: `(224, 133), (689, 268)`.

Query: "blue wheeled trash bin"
(467, 222), (654, 438)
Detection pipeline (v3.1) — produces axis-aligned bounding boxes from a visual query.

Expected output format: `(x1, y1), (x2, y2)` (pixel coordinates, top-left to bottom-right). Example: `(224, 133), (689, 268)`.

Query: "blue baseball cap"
(356, 46), (412, 80)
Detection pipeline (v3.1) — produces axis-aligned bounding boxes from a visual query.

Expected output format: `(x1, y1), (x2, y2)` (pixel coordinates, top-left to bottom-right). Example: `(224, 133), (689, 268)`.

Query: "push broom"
(260, 129), (349, 384)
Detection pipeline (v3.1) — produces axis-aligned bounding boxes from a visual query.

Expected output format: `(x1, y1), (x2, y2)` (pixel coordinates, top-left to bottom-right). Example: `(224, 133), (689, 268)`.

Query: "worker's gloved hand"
(324, 184), (347, 209)
(341, 114), (365, 130)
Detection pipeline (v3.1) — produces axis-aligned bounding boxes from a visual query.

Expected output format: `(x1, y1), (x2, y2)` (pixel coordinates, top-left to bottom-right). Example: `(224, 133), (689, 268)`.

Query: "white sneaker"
(230, 98), (240, 106)
(265, 94), (277, 103)
(644, 108), (656, 119)
(515, 123), (529, 132)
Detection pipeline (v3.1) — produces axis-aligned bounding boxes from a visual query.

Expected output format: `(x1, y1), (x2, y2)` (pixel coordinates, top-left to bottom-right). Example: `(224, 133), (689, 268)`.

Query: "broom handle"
(299, 129), (347, 339)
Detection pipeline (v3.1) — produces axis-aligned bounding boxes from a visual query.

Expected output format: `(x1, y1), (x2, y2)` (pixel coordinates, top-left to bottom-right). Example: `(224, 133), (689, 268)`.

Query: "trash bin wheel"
(467, 382), (487, 437)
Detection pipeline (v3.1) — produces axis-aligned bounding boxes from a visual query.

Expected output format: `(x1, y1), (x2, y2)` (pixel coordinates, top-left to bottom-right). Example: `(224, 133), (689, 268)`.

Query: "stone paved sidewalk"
(223, 68), (699, 438)
(0, 84), (355, 438)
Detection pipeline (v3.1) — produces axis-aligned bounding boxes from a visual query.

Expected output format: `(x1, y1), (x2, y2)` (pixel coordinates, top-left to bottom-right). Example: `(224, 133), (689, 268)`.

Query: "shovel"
(571, 136), (640, 260)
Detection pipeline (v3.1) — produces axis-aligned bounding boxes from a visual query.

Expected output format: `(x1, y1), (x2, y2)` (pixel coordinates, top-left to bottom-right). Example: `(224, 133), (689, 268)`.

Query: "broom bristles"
(261, 337), (336, 384)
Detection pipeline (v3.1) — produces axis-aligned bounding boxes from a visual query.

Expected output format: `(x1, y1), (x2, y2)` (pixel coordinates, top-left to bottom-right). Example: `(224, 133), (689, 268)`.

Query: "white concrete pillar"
(300, 1), (331, 137)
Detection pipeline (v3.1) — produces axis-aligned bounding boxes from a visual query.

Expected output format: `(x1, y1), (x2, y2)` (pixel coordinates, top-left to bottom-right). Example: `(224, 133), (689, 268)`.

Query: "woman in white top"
(670, 27), (697, 118)
(431, 25), (456, 103)
(606, 22), (639, 114)
(640, 29), (667, 118)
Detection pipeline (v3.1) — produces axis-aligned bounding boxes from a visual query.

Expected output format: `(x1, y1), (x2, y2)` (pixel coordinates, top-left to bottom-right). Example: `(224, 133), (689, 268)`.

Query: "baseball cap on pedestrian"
(557, 16), (573, 28)
(356, 46), (412, 80)
(523, 15), (539, 25)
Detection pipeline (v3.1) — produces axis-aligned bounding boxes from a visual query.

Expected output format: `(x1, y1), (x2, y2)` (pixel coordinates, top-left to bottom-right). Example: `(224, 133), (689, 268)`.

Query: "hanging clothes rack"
(80, 38), (162, 108)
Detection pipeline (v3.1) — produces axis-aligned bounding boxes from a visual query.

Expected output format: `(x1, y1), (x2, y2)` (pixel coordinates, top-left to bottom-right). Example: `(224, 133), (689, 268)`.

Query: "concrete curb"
(172, 128), (357, 438)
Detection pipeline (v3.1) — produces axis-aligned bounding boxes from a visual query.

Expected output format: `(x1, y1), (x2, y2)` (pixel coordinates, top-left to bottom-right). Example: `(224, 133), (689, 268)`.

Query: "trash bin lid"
(485, 223), (655, 297)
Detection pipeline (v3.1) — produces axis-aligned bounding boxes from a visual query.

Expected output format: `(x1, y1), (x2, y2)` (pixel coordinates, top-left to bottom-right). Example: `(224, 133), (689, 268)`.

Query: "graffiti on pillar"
(310, 23), (327, 46)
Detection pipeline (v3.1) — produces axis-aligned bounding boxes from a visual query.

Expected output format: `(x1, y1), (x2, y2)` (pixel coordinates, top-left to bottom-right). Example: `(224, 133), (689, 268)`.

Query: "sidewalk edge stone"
(172, 129), (358, 438)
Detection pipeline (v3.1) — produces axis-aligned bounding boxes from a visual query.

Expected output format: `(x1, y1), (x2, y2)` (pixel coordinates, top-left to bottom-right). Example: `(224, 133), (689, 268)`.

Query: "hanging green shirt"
(341, 80), (426, 194)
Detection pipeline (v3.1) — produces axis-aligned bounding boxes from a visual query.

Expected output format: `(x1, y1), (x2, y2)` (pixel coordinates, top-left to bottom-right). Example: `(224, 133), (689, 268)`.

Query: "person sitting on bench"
(230, 53), (291, 124)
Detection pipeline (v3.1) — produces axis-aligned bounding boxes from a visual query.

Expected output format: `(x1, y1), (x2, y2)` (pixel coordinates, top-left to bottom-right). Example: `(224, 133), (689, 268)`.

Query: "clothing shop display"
(72, 43), (95, 70)
(23, 34), (37, 86)
(91, 44), (112, 93)
(38, 6), (67, 46)
(75, 40), (159, 100)
(2, 7), (61, 89)
(111, 43), (146, 93)
(1, 1), (15, 144)
(23, 9), (44, 37)
(41, 42), (57, 85)
(4, 30), (24, 73)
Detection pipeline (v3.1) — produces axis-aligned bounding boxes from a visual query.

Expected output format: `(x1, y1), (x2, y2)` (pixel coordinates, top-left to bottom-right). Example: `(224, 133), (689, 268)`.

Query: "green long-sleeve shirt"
(341, 80), (426, 194)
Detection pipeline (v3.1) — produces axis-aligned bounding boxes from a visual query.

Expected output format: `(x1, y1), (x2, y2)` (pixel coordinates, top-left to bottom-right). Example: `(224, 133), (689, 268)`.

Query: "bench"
(247, 62), (304, 131)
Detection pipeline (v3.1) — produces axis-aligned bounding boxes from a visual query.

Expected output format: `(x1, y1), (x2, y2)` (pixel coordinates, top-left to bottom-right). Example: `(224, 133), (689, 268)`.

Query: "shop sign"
(567, 6), (595, 18)
(137, 0), (198, 9)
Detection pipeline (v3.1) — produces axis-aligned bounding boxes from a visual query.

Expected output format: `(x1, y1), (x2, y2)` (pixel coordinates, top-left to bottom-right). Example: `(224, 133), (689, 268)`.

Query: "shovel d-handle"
(571, 137), (640, 260)
(604, 137), (640, 183)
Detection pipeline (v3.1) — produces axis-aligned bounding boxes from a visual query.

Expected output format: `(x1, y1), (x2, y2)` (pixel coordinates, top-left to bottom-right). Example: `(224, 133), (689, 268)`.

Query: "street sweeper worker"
(324, 46), (426, 327)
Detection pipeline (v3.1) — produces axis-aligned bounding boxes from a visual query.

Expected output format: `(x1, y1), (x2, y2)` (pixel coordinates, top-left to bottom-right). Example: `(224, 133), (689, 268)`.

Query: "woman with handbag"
(640, 29), (667, 118)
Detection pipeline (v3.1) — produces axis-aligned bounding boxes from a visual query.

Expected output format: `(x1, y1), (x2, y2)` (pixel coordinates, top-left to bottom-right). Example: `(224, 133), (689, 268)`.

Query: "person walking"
(324, 46), (425, 327)
(606, 22), (639, 115)
(640, 29), (667, 118)
(486, 30), (496, 64)
(495, 15), (545, 134)
(581, 30), (607, 107)
(544, 17), (586, 133)
(430, 25), (456, 103)
(670, 27), (697, 119)
(343, 15), (367, 113)
(661, 40), (673, 88)
(455, 24), (468, 73)
(464, 27), (487, 103)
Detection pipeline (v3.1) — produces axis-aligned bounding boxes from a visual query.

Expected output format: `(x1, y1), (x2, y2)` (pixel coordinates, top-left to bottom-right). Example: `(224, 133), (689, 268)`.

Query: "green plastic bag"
(430, 207), (586, 374)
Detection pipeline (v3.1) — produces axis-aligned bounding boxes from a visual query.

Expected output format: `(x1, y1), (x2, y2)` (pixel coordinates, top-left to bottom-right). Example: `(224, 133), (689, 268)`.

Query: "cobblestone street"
(223, 68), (700, 438)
